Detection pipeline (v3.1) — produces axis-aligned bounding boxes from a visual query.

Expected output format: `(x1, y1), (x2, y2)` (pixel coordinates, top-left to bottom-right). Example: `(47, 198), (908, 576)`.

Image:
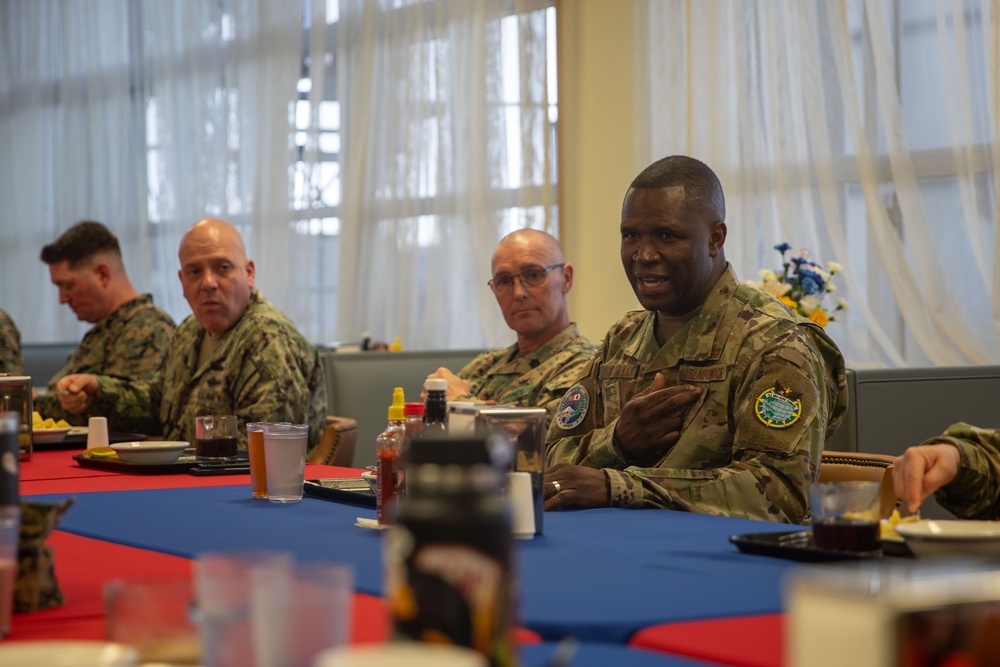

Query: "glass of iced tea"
(811, 481), (882, 554)
(246, 422), (270, 499)
(195, 415), (239, 461)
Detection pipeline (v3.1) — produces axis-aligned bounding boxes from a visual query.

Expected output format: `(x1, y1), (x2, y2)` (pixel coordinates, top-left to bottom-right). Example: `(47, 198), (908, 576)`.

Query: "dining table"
(10, 448), (808, 666)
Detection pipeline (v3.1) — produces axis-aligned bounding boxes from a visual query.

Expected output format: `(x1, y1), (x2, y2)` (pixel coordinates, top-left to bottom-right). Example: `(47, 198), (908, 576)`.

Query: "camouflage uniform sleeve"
(544, 353), (627, 468)
(229, 327), (327, 451)
(90, 374), (165, 436)
(928, 423), (1000, 520)
(0, 310), (23, 375)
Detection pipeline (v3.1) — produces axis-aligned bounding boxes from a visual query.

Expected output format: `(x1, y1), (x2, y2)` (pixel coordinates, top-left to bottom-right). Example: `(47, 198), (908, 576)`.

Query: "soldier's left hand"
(544, 462), (610, 510)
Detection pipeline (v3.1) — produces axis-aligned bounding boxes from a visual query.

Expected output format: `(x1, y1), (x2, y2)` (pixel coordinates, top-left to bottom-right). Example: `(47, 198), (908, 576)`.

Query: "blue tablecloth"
(30, 486), (802, 643)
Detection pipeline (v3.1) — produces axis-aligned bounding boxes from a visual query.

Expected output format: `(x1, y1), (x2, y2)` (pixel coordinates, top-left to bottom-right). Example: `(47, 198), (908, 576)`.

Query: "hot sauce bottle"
(376, 387), (406, 525)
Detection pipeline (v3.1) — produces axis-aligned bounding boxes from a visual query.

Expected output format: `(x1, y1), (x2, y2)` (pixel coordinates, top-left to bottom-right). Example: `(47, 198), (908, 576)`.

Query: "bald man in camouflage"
(426, 229), (596, 425)
(544, 156), (847, 524)
(57, 219), (326, 451)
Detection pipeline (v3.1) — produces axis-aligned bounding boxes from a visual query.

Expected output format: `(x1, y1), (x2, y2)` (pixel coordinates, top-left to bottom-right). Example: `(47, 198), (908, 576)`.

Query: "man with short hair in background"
(0, 308), (23, 375)
(36, 221), (175, 424)
(57, 218), (326, 451)
(426, 228), (596, 425)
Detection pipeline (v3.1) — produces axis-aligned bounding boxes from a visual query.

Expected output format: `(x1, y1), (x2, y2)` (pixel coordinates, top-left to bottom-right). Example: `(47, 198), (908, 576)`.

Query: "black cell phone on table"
(303, 478), (376, 507)
(187, 459), (251, 476)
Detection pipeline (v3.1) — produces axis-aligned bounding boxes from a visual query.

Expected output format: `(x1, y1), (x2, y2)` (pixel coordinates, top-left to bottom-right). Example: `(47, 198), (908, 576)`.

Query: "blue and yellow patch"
(754, 386), (802, 428)
(556, 384), (590, 430)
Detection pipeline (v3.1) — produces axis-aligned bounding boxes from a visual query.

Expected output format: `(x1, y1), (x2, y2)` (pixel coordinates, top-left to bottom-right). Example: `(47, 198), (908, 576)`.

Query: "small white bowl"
(895, 520), (1000, 558)
(32, 427), (71, 444)
(110, 441), (190, 465)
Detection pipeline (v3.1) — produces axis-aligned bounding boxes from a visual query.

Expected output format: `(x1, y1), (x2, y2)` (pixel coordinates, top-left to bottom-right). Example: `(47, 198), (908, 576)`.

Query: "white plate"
(32, 427), (71, 443)
(68, 426), (89, 437)
(0, 641), (139, 666)
(895, 520), (1000, 558)
(110, 440), (190, 464)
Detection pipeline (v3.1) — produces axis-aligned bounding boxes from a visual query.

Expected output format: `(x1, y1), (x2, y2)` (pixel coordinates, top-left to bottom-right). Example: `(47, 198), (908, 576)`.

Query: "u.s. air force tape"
(555, 384), (589, 430)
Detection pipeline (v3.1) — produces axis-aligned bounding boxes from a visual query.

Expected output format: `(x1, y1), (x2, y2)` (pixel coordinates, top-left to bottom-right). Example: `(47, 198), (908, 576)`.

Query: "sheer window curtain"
(635, 0), (999, 367)
(306, 0), (558, 350)
(0, 0), (304, 342)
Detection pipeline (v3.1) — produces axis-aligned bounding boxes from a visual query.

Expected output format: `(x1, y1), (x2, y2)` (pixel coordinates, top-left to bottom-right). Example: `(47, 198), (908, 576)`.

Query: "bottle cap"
(404, 402), (425, 417)
(387, 387), (406, 420)
(424, 378), (448, 393)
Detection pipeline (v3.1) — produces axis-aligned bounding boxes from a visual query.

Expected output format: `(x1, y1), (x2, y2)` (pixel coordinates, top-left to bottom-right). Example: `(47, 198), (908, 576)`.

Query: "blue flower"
(774, 242), (791, 253)
(800, 276), (821, 296)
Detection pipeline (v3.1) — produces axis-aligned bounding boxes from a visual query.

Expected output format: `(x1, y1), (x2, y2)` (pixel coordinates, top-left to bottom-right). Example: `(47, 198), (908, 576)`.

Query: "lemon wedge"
(87, 447), (119, 460)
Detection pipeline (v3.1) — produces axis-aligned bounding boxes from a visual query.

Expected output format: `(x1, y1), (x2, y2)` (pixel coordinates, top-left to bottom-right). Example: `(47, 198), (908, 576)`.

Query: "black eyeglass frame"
(487, 263), (566, 294)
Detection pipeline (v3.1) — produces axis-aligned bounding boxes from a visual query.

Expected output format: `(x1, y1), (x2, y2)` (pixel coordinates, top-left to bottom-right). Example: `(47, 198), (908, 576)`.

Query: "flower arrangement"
(747, 243), (847, 327)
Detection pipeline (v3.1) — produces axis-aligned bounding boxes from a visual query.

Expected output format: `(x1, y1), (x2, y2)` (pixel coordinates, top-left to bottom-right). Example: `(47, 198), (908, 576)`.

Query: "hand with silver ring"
(552, 480), (561, 494)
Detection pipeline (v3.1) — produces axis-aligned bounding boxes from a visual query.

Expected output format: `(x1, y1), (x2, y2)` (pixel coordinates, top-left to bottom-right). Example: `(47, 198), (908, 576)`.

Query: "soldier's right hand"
(613, 373), (703, 465)
(55, 374), (99, 414)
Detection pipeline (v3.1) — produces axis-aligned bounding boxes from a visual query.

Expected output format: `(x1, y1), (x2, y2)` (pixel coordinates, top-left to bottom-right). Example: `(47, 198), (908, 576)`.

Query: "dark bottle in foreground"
(384, 434), (517, 667)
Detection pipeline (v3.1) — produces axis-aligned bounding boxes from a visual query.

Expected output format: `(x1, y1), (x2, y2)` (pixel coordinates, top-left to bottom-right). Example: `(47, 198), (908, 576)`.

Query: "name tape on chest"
(555, 384), (590, 430)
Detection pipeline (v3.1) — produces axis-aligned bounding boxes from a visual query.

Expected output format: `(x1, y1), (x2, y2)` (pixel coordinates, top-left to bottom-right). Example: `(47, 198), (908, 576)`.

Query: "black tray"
(303, 478), (376, 507)
(34, 431), (149, 451)
(730, 529), (913, 562)
(73, 452), (198, 475)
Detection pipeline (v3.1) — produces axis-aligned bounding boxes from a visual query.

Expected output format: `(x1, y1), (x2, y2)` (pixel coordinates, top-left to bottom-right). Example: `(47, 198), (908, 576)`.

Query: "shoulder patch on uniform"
(556, 384), (590, 430)
(754, 385), (802, 428)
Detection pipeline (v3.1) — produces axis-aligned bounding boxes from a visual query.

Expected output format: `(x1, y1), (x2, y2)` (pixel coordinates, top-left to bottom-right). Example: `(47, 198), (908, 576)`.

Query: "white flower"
(828, 261), (842, 273)
(758, 269), (777, 282)
(761, 280), (792, 299)
(837, 297), (848, 310)
(798, 295), (821, 315)
(826, 283), (836, 293)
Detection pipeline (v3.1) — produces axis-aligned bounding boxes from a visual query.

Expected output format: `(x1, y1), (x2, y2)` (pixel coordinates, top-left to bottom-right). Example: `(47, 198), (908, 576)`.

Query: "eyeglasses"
(487, 263), (565, 295)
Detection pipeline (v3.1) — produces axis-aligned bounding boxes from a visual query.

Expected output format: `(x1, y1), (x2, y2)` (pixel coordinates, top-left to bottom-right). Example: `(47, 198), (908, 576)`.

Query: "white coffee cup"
(87, 416), (109, 450)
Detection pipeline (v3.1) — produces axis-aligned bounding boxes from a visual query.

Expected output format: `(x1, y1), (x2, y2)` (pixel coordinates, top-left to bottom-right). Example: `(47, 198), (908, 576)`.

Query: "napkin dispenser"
(475, 407), (546, 536)
(0, 375), (32, 460)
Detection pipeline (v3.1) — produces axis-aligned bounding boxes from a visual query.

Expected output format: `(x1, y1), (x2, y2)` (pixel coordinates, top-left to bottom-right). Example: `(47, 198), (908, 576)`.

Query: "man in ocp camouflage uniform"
(36, 221), (175, 425)
(892, 423), (1000, 520)
(0, 308), (23, 375)
(56, 218), (326, 451)
(425, 229), (596, 426)
(544, 156), (847, 524)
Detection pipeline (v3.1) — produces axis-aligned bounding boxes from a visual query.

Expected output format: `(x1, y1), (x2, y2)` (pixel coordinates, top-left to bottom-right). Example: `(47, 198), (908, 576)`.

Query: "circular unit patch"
(754, 387), (802, 428)
(555, 384), (590, 430)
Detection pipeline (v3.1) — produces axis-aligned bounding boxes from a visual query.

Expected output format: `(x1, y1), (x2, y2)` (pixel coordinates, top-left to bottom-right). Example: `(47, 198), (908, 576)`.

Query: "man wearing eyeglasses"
(543, 156), (847, 524)
(425, 229), (596, 425)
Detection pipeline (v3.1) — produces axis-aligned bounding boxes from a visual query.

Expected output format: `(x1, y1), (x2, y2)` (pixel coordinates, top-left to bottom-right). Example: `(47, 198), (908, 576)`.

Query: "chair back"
(818, 451), (897, 519)
(308, 416), (358, 467)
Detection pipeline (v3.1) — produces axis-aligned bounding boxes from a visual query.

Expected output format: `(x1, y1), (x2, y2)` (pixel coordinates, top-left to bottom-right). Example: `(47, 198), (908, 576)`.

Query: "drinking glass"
(195, 415), (239, 461)
(263, 423), (309, 503)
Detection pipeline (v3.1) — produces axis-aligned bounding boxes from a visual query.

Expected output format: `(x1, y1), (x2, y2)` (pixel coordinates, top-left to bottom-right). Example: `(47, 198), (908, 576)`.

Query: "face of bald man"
(178, 221), (255, 338)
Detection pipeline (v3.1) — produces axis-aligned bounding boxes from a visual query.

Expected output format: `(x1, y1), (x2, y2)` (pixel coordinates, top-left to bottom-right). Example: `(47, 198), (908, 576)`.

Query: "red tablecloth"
(8, 531), (393, 644)
(20, 449), (357, 495)
(629, 614), (783, 667)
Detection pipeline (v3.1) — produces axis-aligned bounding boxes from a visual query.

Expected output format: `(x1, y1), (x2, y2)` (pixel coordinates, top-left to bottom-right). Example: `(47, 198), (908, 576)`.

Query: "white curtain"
(0, 0), (303, 341)
(635, 0), (999, 368)
(0, 0), (555, 352)
(322, 0), (557, 349)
